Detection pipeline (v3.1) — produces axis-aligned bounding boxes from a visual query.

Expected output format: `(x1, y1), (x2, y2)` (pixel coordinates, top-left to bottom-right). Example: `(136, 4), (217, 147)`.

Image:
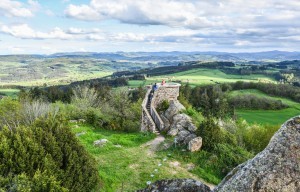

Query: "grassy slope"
(230, 89), (300, 125)
(72, 125), (208, 191)
(129, 69), (274, 87)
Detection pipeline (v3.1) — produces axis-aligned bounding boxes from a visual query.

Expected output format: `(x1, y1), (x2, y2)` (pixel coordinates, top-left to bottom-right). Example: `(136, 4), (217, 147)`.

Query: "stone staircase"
(141, 83), (181, 134)
(146, 91), (160, 135)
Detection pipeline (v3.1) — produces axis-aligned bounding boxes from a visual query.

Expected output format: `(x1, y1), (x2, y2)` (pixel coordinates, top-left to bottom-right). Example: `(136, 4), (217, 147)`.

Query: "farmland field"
(230, 89), (300, 125)
(129, 69), (274, 87)
(0, 88), (20, 98)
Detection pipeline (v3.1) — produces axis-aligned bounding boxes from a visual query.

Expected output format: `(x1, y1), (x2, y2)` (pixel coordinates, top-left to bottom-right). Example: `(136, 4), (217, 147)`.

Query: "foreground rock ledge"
(136, 179), (211, 192)
(215, 116), (300, 192)
(138, 116), (300, 192)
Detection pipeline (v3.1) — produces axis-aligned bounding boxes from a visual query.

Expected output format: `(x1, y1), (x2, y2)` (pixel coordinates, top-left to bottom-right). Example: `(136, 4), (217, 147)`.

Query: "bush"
(0, 117), (100, 191)
(183, 107), (204, 127)
(197, 118), (223, 151)
(156, 100), (170, 112)
(243, 124), (279, 153)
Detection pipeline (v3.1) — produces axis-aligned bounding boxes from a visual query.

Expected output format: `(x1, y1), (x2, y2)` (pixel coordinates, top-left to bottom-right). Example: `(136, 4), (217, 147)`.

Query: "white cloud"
(0, 0), (37, 17)
(67, 27), (101, 34)
(1, 24), (73, 40)
(64, 0), (300, 31)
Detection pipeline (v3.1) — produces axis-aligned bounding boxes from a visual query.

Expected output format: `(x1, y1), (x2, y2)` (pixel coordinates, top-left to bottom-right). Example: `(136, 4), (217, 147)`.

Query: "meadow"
(230, 89), (300, 125)
(0, 88), (20, 98)
(129, 68), (274, 87)
(72, 125), (212, 191)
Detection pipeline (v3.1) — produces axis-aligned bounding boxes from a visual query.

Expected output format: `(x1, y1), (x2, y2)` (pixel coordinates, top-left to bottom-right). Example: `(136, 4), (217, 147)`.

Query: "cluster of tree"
(113, 61), (235, 78)
(19, 85), (145, 132)
(231, 81), (300, 102)
(274, 72), (295, 84)
(228, 94), (288, 110)
(180, 84), (233, 118)
(20, 76), (131, 103)
(221, 65), (271, 76)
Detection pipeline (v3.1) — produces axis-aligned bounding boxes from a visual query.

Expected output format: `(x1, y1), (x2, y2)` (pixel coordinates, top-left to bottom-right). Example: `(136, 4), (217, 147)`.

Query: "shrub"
(0, 117), (100, 191)
(197, 118), (223, 151)
(156, 100), (170, 112)
(183, 107), (204, 127)
(243, 124), (280, 153)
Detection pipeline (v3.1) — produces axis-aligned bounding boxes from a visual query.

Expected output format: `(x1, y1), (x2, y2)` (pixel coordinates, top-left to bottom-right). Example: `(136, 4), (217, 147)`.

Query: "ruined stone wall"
(141, 89), (156, 132)
(152, 83), (181, 108)
(141, 83), (181, 132)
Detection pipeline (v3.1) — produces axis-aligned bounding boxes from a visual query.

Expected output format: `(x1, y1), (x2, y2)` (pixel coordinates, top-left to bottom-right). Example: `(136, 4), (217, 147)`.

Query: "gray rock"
(160, 114), (171, 132)
(76, 131), (86, 137)
(164, 100), (186, 121)
(188, 137), (202, 152)
(214, 116), (300, 192)
(187, 122), (197, 132)
(184, 134), (197, 145)
(168, 127), (180, 136)
(137, 179), (211, 192)
(172, 114), (191, 125)
(93, 139), (108, 147)
(176, 130), (191, 143)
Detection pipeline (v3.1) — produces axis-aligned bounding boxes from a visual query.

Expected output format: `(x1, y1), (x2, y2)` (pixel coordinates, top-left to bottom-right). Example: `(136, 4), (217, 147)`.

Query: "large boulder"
(160, 113), (171, 132)
(93, 139), (108, 147)
(137, 179), (211, 192)
(167, 113), (201, 152)
(188, 137), (202, 152)
(168, 114), (192, 136)
(164, 100), (186, 121)
(214, 116), (300, 192)
(176, 130), (191, 143)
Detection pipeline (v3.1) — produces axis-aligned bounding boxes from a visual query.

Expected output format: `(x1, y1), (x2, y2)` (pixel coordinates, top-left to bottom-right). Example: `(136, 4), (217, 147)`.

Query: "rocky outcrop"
(165, 112), (202, 152)
(164, 100), (185, 121)
(138, 116), (300, 192)
(215, 116), (300, 192)
(137, 179), (211, 192)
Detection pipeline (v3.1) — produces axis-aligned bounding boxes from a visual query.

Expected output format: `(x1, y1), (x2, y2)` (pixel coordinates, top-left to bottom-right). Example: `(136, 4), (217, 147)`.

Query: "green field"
(72, 125), (209, 191)
(129, 69), (274, 87)
(0, 88), (20, 97)
(230, 89), (300, 125)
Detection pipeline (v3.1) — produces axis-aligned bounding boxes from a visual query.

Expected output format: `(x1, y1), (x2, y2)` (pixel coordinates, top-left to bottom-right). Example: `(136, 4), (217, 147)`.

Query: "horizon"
(1, 50), (300, 56)
(1, 1), (300, 54)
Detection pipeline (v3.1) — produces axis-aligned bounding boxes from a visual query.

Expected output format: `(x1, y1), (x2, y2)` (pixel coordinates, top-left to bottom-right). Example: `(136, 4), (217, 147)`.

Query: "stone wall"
(141, 89), (156, 132)
(152, 83), (181, 108)
(141, 83), (181, 132)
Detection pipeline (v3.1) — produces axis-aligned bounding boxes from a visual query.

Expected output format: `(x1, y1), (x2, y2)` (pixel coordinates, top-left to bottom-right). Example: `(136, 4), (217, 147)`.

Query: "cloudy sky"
(1, 0), (300, 54)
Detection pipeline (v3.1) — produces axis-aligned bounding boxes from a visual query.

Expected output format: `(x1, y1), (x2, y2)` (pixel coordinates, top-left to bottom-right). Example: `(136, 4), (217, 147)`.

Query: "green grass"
(72, 125), (209, 191)
(129, 69), (274, 87)
(230, 89), (300, 125)
(0, 88), (20, 97)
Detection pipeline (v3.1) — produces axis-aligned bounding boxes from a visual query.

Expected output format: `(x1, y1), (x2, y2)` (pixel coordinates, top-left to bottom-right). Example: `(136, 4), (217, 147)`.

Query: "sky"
(0, 0), (300, 54)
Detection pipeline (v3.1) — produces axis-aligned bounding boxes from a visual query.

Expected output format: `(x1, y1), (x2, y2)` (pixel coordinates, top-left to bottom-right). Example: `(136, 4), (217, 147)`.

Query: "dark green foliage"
(130, 85), (146, 102)
(231, 81), (300, 102)
(189, 85), (232, 118)
(0, 117), (100, 191)
(229, 94), (288, 110)
(156, 100), (170, 113)
(0, 171), (68, 191)
(197, 118), (223, 151)
(211, 143), (252, 177)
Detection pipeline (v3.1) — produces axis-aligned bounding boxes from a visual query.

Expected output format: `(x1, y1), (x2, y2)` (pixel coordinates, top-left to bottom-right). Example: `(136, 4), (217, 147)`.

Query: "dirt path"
(141, 135), (165, 156)
(141, 135), (215, 190)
